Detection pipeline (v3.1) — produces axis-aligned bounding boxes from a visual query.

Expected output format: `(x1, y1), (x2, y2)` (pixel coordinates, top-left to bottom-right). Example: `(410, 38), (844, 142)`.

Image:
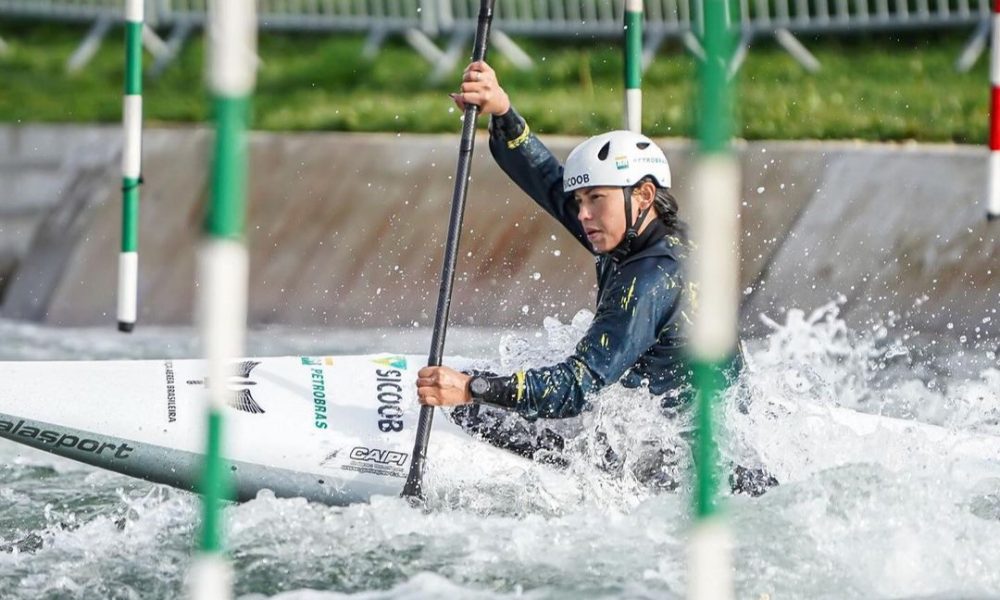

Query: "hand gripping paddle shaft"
(402, 0), (497, 500)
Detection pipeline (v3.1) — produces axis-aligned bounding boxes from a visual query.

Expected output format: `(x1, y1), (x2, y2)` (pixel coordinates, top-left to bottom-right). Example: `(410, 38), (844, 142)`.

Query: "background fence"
(0, 0), (991, 73)
(0, 0), (136, 22)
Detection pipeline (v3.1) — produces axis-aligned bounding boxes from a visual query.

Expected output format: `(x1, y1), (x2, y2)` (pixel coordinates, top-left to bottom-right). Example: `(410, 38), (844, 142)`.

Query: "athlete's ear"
(633, 181), (656, 209)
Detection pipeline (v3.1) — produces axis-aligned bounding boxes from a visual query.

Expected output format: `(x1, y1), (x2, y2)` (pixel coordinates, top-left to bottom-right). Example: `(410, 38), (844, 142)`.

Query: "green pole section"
(206, 96), (251, 239)
(124, 21), (142, 96)
(697, 0), (732, 154)
(692, 360), (727, 517)
(121, 179), (140, 252)
(624, 9), (642, 89)
(199, 409), (228, 553)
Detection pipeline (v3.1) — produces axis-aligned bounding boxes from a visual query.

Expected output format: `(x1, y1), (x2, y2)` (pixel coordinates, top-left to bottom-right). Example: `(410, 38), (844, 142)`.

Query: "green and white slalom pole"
(189, 2), (256, 599)
(624, 0), (643, 132)
(687, 0), (738, 597)
(118, 0), (144, 333)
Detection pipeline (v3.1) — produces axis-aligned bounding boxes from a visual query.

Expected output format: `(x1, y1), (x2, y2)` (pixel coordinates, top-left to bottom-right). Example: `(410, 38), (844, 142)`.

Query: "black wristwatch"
(467, 375), (491, 402)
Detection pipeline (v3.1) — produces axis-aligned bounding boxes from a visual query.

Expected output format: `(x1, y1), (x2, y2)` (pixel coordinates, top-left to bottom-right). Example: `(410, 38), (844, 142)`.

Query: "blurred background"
(1, 1), (998, 348)
(0, 0), (996, 341)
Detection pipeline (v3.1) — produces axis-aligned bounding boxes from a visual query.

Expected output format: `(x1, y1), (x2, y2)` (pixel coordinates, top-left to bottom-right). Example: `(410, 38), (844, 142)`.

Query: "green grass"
(0, 21), (989, 142)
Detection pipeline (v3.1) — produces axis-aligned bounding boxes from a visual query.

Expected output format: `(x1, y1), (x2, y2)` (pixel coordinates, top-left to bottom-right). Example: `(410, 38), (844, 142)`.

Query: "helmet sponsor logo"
(634, 156), (668, 164)
(565, 173), (590, 188)
(615, 156), (629, 170)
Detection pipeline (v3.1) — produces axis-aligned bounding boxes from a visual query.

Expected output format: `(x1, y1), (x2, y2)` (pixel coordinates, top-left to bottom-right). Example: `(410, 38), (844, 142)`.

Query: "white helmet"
(563, 130), (671, 193)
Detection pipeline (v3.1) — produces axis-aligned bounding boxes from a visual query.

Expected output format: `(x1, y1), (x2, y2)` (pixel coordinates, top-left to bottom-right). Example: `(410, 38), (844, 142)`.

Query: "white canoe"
(0, 353), (573, 505)
(1, 353), (997, 504)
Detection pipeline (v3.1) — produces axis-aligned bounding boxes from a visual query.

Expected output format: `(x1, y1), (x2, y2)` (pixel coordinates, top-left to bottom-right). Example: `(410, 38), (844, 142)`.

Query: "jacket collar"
(608, 218), (681, 265)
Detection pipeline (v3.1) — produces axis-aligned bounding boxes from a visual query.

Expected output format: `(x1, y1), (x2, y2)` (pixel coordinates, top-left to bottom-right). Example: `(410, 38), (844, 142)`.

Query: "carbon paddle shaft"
(402, 0), (496, 500)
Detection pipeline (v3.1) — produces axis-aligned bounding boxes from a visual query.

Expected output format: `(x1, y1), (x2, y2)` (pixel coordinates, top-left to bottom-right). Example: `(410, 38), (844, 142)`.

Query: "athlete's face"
(574, 184), (655, 253)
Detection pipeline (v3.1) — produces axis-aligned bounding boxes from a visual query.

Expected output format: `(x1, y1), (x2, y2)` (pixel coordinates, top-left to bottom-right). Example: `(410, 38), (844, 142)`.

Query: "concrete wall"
(741, 142), (1000, 340)
(0, 125), (996, 339)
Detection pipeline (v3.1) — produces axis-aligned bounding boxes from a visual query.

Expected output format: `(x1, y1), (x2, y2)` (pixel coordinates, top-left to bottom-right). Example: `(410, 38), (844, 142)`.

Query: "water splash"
(1, 308), (999, 598)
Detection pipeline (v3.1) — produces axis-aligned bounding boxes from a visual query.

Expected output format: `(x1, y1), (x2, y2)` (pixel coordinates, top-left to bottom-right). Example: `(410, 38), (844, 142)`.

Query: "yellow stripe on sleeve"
(506, 124), (531, 149)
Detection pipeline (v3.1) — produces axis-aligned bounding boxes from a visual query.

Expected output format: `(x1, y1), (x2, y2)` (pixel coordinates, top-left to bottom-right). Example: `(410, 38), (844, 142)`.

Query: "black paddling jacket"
(472, 108), (691, 420)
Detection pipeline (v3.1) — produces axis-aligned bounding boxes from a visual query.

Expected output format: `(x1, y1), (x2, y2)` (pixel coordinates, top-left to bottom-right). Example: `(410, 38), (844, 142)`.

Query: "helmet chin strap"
(610, 185), (652, 262)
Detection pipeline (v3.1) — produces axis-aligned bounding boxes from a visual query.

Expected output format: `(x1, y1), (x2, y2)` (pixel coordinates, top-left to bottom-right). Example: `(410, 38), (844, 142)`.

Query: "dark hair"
(639, 176), (687, 240)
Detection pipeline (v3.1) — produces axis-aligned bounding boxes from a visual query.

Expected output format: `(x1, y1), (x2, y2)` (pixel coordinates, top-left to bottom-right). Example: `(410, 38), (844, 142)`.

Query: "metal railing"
(0, 0), (126, 21)
(444, 0), (689, 36)
(0, 0), (991, 73)
(738, 0), (988, 35)
(437, 0), (696, 73)
(0, 0), (428, 29)
(0, 0), (442, 71)
(441, 0), (989, 71)
(160, 0), (431, 32)
(730, 0), (991, 71)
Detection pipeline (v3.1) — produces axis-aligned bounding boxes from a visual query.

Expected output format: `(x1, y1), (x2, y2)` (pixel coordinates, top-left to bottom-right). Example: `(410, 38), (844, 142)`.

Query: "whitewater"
(1, 302), (999, 599)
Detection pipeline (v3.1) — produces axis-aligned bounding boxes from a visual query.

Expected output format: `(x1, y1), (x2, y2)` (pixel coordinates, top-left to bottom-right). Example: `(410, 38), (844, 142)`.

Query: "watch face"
(470, 377), (490, 396)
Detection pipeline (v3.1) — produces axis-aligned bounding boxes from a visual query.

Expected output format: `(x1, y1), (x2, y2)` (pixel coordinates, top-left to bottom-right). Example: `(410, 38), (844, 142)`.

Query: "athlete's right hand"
(416, 366), (473, 407)
(449, 61), (511, 117)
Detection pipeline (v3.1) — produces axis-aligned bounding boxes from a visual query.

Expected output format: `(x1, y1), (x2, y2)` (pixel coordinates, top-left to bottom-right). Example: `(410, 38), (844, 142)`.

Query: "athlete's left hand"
(449, 61), (511, 117)
(416, 366), (472, 406)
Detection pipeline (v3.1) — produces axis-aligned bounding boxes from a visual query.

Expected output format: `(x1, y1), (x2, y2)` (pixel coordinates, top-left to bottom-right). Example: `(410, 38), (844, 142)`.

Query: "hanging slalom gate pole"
(189, 2), (256, 599)
(989, 0), (1000, 221)
(687, 0), (738, 597)
(624, 0), (643, 133)
(118, 0), (143, 333)
(402, 0), (497, 500)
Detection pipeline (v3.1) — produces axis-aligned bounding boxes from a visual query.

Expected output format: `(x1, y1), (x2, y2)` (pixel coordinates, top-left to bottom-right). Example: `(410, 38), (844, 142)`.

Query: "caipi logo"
(186, 360), (264, 414)
(322, 446), (410, 478)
